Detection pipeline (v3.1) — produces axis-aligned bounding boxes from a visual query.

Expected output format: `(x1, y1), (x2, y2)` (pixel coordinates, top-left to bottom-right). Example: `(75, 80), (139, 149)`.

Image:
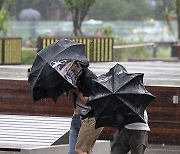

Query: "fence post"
(153, 43), (157, 58)
(37, 37), (43, 52)
(2, 39), (5, 64)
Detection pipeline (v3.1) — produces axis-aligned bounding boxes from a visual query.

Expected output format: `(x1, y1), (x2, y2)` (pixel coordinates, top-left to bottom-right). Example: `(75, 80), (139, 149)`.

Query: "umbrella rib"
(112, 69), (115, 93)
(117, 73), (143, 92)
(30, 56), (46, 74)
(52, 43), (82, 61)
(115, 95), (140, 113)
(31, 62), (50, 87)
(89, 94), (111, 102)
(49, 42), (70, 60)
(117, 92), (153, 96)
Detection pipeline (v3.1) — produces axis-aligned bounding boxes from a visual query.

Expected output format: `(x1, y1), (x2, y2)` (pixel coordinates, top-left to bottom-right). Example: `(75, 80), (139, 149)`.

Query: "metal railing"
(113, 42), (157, 58)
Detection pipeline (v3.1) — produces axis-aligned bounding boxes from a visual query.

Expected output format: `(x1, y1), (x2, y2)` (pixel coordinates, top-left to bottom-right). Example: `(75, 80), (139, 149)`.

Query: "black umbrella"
(77, 68), (97, 97)
(28, 39), (89, 102)
(87, 63), (155, 128)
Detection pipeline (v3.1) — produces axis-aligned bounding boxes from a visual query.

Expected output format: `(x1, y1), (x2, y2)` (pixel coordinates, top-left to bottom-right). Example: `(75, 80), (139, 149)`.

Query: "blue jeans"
(68, 115), (81, 154)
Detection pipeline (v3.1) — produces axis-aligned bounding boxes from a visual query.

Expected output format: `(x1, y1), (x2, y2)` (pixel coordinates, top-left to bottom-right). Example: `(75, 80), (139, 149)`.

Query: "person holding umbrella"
(71, 87), (104, 154)
(67, 89), (91, 154)
(111, 110), (150, 154)
(68, 68), (99, 154)
(68, 71), (104, 154)
(85, 64), (155, 154)
(28, 38), (100, 154)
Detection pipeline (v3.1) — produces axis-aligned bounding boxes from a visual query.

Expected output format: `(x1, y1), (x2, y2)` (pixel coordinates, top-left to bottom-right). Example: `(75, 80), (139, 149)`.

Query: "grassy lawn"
(156, 47), (171, 58)
(22, 50), (37, 64)
(113, 46), (171, 61)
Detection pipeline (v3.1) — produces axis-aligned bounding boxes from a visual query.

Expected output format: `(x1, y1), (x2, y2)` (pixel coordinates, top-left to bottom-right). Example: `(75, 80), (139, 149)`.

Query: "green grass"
(22, 50), (36, 64)
(113, 46), (171, 62)
(156, 47), (171, 58)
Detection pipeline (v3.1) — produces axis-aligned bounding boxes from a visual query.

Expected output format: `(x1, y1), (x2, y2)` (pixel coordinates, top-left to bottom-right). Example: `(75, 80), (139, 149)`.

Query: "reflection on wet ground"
(0, 61), (180, 86)
(144, 144), (180, 154)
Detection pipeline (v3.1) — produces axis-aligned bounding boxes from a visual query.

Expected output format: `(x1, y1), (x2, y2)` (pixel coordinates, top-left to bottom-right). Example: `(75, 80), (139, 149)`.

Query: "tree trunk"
(0, 0), (5, 9)
(172, 0), (180, 58)
(72, 8), (82, 36)
(73, 23), (81, 36)
(176, 0), (180, 41)
(72, 7), (89, 36)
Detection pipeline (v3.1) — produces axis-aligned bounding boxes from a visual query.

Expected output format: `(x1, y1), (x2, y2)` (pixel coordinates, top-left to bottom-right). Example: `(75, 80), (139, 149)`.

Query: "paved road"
(0, 61), (180, 86)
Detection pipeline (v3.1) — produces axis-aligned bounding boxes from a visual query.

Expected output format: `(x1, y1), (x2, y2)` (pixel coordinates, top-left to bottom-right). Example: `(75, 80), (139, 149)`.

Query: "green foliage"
(113, 36), (171, 61)
(62, 0), (97, 35)
(21, 50), (36, 64)
(8, 0), (176, 21)
(113, 47), (152, 62)
(100, 26), (113, 36)
(88, 0), (153, 20)
(0, 8), (8, 34)
(113, 37), (155, 61)
(62, 0), (96, 9)
(156, 47), (171, 58)
(0, 0), (13, 34)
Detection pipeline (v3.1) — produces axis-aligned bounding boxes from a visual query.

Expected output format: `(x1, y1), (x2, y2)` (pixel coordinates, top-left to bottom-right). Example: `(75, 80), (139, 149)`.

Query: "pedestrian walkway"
(0, 140), (179, 154)
(0, 114), (71, 150)
(0, 61), (180, 86)
(145, 144), (180, 154)
(89, 61), (180, 86)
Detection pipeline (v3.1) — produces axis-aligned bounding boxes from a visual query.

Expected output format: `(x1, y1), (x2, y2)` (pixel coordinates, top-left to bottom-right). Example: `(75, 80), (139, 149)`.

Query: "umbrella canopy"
(28, 39), (89, 102)
(19, 8), (41, 21)
(87, 63), (155, 128)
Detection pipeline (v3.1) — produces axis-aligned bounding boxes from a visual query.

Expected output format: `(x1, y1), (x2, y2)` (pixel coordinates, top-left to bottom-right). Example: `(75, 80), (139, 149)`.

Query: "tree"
(10, 0), (67, 21)
(88, 0), (153, 21)
(0, 0), (13, 35)
(175, 0), (180, 40)
(163, 0), (180, 41)
(62, 0), (96, 36)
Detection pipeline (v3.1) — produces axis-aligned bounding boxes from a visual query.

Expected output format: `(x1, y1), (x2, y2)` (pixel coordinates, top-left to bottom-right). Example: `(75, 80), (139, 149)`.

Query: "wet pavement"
(0, 61), (180, 86)
(145, 144), (180, 154)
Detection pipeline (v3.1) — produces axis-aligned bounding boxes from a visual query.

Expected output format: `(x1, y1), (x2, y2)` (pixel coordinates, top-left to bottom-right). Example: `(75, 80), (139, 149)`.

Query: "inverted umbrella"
(87, 63), (155, 128)
(28, 39), (89, 102)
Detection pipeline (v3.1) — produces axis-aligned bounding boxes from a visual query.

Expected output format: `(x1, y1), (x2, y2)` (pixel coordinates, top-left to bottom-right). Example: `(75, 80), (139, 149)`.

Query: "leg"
(75, 149), (87, 154)
(129, 130), (148, 154)
(111, 128), (130, 154)
(68, 115), (81, 154)
(111, 142), (130, 154)
(76, 117), (103, 154)
(75, 147), (93, 154)
(131, 144), (146, 154)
